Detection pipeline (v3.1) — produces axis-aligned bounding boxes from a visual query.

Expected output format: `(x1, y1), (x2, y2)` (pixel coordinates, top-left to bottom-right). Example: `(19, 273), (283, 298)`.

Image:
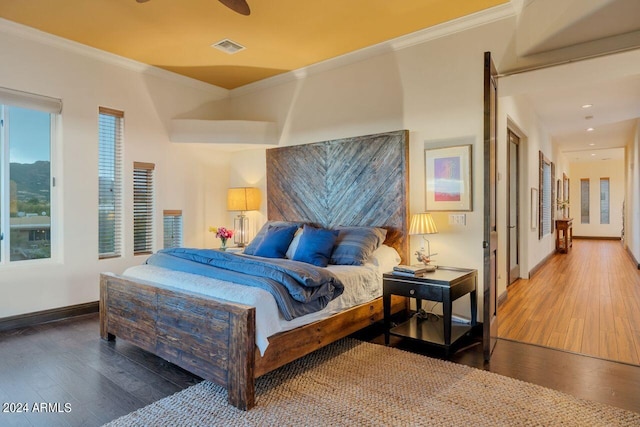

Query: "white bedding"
(122, 251), (397, 355)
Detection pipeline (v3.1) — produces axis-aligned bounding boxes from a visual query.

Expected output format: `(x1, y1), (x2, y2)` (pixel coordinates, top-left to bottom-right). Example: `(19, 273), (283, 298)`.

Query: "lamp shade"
(227, 187), (261, 211)
(409, 212), (438, 235)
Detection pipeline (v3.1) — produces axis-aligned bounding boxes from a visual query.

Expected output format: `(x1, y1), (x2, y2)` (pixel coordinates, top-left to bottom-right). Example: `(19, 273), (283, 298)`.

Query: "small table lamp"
(227, 187), (261, 247)
(408, 212), (438, 265)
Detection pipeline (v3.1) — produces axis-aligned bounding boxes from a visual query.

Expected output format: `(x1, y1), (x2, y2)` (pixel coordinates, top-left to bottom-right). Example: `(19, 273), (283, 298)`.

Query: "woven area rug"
(105, 339), (640, 426)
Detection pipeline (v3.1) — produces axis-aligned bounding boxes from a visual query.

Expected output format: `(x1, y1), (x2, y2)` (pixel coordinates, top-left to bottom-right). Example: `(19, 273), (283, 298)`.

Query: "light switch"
(449, 214), (466, 225)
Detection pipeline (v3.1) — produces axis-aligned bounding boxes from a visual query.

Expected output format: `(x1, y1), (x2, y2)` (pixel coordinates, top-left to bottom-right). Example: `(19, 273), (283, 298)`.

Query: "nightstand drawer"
(384, 277), (443, 301)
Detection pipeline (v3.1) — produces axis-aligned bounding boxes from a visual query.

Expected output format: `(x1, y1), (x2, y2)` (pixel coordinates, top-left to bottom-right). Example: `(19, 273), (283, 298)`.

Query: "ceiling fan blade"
(218, 0), (250, 16)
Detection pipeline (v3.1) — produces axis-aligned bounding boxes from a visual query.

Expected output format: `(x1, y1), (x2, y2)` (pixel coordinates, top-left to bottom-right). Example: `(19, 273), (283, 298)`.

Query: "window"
(600, 178), (609, 224)
(538, 151), (554, 238)
(133, 162), (155, 255)
(0, 87), (60, 264)
(98, 107), (123, 259)
(580, 179), (590, 224)
(163, 210), (183, 249)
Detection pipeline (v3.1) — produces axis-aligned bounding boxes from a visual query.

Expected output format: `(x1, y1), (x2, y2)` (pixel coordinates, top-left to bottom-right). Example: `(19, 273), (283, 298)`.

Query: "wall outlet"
(449, 214), (466, 225)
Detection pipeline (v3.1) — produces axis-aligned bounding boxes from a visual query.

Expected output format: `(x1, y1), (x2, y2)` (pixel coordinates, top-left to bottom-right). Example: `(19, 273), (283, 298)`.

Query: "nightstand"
(383, 267), (477, 355)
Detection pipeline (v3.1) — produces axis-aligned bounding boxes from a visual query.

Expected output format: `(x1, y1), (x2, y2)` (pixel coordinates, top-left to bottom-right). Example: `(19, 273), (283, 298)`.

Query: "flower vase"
(220, 238), (227, 251)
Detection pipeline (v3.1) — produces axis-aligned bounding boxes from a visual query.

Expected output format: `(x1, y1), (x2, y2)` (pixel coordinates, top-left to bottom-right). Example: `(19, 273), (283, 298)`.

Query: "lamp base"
(234, 215), (249, 247)
(415, 250), (431, 265)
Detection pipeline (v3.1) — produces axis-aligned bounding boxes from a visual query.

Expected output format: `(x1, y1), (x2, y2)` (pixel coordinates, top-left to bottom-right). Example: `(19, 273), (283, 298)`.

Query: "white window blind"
(133, 162), (155, 255)
(600, 178), (609, 224)
(163, 210), (183, 249)
(542, 162), (551, 236)
(98, 107), (123, 259)
(0, 86), (62, 114)
(581, 179), (590, 224)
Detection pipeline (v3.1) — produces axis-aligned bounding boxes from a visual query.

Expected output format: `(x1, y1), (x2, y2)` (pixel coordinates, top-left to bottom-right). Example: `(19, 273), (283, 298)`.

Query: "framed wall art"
(531, 187), (538, 230)
(424, 144), (472, 211)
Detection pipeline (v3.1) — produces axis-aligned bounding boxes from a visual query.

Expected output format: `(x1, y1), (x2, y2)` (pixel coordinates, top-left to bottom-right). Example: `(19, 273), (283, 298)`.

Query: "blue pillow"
(253, 225), (298, 258)
(293, 226), (339, 267)
(330, 226), (387, 265)
(244, 221), (301, 255)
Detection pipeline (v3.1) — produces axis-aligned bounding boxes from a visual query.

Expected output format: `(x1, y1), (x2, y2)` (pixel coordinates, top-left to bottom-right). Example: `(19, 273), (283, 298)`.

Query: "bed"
(100, 130), (410, 410)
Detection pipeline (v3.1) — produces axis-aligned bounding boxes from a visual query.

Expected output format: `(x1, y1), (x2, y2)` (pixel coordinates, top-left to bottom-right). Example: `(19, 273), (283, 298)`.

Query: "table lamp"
(227, 187), (261, 247)
(408, 212), (438, 265)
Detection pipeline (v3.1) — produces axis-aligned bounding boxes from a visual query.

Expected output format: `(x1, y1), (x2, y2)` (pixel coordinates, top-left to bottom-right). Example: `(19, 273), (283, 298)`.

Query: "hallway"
(498, 239), (640, 365)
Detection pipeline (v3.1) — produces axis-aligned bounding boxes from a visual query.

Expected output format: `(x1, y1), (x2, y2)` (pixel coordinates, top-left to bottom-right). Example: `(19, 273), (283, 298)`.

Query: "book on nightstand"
(392, 264), (437, 276)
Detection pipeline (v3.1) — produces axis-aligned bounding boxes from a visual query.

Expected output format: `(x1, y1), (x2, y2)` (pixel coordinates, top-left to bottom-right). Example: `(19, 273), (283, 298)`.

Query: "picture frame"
(424, 144), (472, 211)
(531, 187), (538, 230)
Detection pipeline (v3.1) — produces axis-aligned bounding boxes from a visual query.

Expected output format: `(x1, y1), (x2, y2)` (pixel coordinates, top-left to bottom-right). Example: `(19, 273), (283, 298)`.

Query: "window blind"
(541, 162), (551, 236)
(581, 179), (590, 224)
(133, 162), (155, 255)
(0, 86), (62, 114)
(98, 107), (123, 259)
(163, 210), (183, 249)
(600, 178), (609, 225)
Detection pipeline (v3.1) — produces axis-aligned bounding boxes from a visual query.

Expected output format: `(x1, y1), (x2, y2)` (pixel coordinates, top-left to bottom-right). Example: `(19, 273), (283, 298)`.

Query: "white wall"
(0, 25), (233, 318)
(625, 121), (640, 262)
(570, 159), (624, 238)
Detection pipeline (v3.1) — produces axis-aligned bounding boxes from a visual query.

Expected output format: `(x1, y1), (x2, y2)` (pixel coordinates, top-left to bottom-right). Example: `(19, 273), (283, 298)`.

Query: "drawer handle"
(409, 289), (415, 295)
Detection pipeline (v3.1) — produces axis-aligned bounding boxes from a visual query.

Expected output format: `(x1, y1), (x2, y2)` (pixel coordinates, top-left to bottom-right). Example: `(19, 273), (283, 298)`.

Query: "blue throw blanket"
(146, 248), (344, 320)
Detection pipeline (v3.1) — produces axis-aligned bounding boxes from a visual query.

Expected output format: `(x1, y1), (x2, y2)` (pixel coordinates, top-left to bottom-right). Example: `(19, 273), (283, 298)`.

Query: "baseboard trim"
(0, 301), (99, 332)
(625, 246), (640, 270)
(573, 236), (621, 241)
(497, 289), (508, 307)
(529, 252), (554, 278)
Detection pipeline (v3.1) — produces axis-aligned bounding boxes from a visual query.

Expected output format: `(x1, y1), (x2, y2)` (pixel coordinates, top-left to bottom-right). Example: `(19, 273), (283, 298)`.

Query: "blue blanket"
(146, 248), (344, 320)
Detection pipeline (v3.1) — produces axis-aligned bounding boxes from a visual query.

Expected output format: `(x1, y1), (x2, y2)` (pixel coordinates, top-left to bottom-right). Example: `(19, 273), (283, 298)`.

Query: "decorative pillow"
(330, 226), (387, 265)
(285, 227), (304, 259)
(253, 225), (299, 258)
(292, 226), (339, 267)
(369, 244), (402, 273)
(244, 221), (301, 255)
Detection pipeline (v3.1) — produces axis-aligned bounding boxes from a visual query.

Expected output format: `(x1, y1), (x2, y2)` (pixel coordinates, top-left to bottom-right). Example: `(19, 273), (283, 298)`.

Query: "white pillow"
(369, 244), (401, 273)
(285, 227), (303, 259)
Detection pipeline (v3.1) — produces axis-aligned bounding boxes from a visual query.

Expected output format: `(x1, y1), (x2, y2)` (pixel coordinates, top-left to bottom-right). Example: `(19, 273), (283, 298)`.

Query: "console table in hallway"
(555, 218), (573, 253)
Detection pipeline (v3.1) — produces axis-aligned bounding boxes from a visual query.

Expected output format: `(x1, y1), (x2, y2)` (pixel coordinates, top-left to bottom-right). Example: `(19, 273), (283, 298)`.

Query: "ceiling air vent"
(211, 39), (246, 54)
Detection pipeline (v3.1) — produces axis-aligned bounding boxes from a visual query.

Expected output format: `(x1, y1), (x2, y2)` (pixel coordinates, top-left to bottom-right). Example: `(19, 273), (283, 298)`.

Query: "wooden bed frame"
(100, 274), (407, 409)
(100, 130), (410, 410)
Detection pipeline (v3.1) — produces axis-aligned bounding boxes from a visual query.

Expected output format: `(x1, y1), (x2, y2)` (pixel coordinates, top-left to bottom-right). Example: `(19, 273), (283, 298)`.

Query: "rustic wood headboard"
(266, 130), (409, 262)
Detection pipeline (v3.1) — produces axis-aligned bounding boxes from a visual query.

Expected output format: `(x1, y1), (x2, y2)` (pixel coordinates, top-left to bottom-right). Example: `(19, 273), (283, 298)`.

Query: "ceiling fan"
(136, 0), (251, 16)
(218, 0), (250, 15)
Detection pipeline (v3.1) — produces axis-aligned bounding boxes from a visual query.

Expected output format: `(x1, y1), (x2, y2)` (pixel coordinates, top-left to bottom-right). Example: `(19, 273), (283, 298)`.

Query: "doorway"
(507, 129), (520, 285)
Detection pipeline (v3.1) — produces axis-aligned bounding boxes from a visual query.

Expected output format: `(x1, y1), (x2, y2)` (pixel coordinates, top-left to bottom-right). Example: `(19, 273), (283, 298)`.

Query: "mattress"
(123, 259), (386, 355)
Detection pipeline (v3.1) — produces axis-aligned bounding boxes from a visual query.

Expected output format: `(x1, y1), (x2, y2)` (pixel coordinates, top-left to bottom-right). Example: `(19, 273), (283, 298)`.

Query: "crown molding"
(0, 18), (228, 97)
(230, 3), (516, 98)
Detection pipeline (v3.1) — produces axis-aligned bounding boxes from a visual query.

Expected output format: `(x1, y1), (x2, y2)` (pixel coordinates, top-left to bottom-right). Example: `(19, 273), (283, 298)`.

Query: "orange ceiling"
(0, 0), (507, 89)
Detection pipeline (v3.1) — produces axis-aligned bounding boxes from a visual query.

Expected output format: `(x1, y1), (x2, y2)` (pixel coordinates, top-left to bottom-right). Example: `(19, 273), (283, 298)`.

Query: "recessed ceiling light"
(589, 143), (595, 146)
(591, 153), (596, 156)
(211, 38), (246, 54)
(586, 127), (595, 132)
(582, 104), (593, 109)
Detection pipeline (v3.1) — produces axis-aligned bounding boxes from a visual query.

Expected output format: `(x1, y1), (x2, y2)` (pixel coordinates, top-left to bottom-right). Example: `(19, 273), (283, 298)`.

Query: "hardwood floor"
(498, 239), (640, 365)
(1, 311), (639, 426)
